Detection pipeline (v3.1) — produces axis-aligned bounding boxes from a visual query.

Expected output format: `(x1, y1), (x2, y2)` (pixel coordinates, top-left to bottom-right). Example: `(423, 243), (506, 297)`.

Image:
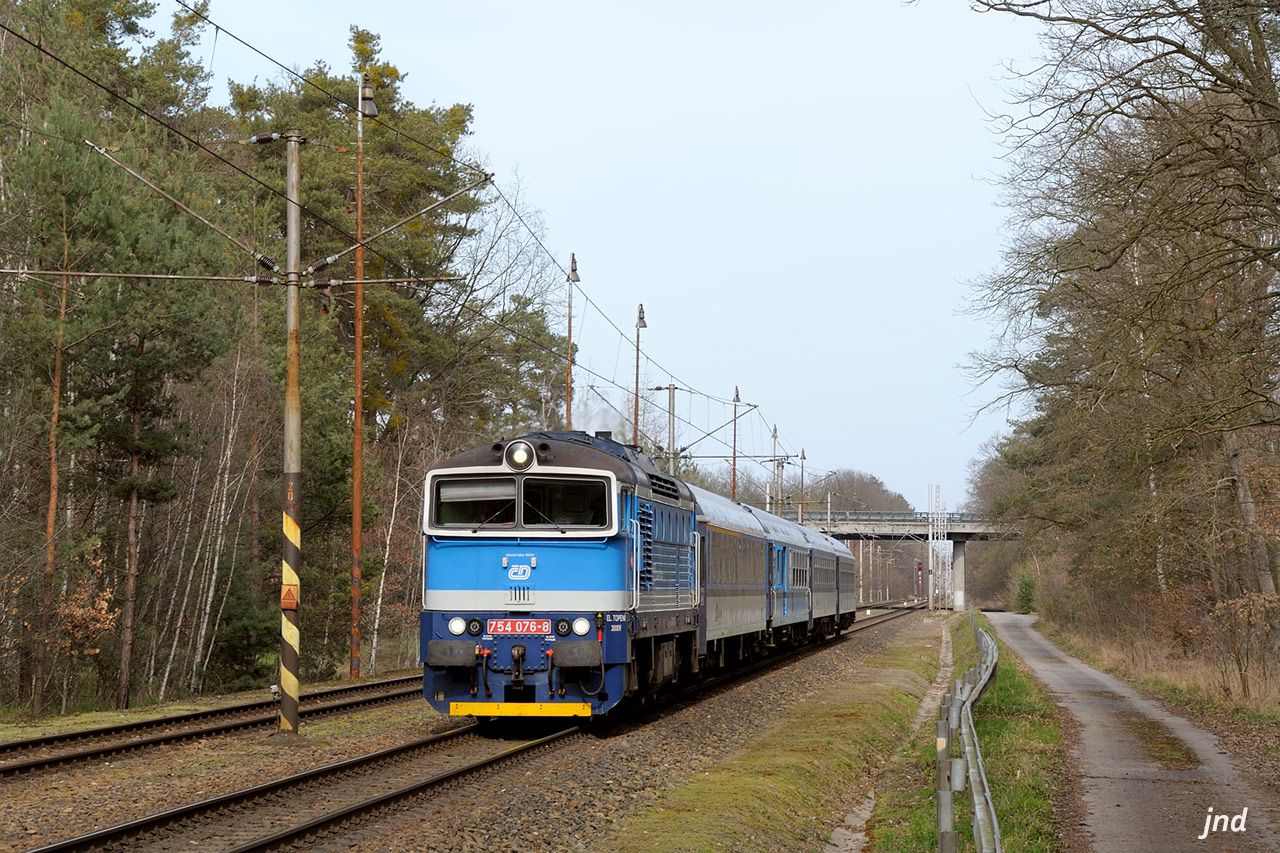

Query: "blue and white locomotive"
(420, 430), (864, 717)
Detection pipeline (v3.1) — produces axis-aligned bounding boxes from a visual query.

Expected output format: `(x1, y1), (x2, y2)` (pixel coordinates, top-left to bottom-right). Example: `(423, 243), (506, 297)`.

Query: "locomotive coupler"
(511, 644), (526, 687)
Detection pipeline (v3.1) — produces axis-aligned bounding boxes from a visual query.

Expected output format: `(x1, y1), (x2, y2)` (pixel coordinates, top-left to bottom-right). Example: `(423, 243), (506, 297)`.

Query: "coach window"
(434, 478), (516, 527)
(522, 478), (609, 528)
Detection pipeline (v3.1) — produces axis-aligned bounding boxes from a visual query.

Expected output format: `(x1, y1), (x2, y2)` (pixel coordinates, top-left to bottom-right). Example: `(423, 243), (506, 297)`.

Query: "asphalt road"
(986, 612), (1277, 852)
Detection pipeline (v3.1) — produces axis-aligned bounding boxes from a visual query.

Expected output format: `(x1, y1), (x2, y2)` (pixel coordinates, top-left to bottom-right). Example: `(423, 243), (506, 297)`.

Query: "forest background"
(963, 1), (1280, 708)
(0, 1), (918, 716)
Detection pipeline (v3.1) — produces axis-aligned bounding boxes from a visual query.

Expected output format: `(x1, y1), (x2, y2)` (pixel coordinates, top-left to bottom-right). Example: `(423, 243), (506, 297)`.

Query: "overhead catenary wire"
(167, 0), (742, 409)
(0, 19), (477, 289)
(170, 2), (806, 460)
(13, 7), (813, 478)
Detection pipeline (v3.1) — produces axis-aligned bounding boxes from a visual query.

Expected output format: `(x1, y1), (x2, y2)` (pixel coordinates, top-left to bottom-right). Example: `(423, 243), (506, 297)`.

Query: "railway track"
(31, 721), (577, 852)
(27, 603), (923, 852)
(0, 674), (423, 777)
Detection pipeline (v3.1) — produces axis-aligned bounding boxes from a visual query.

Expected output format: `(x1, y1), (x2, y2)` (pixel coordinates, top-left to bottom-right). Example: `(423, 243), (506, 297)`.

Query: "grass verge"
(606, 618), (942, 852)
(870, 613), (1067, 852)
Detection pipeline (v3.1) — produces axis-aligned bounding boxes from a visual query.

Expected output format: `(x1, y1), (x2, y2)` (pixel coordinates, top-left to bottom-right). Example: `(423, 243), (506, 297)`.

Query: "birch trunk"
(369, 429), (409, 675)
(190, 349), (243, 691)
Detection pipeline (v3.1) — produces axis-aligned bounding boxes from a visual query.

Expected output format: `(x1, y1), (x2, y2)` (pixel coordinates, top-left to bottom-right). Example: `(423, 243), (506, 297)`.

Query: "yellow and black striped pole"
(278, 131), (304, 736)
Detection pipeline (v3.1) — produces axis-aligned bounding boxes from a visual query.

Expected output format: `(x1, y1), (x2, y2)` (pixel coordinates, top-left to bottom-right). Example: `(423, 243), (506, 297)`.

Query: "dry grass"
(1040, 622), (1280, 717)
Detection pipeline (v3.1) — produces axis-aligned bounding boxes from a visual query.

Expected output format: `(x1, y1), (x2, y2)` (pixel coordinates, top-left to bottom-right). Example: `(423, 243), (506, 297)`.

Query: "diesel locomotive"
(420, 430), (870, 718)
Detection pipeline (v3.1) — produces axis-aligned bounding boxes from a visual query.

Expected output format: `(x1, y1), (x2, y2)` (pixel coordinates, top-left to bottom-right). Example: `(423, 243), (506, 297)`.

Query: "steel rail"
(28, 723), (483, 853)
(0, 674), (423, 776)
(227, 728), (578, 852)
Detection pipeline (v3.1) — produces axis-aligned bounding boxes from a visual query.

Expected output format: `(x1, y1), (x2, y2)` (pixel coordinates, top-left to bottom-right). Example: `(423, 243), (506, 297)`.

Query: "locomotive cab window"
(434, 478), (516, 527)
(522, 477), (608, 528)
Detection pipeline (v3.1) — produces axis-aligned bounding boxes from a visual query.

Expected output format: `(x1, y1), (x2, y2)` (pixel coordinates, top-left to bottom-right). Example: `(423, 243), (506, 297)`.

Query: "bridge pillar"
(952, 539), (966, 610)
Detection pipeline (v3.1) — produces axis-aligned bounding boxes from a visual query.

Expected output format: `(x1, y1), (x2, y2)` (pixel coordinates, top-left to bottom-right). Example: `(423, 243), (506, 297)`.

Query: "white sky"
(160, 1), (1042, 510)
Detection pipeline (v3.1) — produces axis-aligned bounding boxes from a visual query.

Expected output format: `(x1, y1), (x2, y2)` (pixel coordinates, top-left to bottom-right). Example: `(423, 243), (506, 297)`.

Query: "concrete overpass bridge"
(776, 509), (1016, 609)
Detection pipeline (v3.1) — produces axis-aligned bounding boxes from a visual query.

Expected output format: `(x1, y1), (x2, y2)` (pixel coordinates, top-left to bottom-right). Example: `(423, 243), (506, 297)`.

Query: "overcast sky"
(160, 1), (1042, 511)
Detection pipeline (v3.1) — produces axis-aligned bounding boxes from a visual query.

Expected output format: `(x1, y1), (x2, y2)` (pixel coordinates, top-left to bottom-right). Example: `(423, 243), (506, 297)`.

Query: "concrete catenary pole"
(667, 384), (677, 473)
(927, 484), (935, 611)
(350, 73), (375, 680)
(633, 304), (645, 446)
(731, 386), (740, 500)
(769, 425), (779, 512)
(278, 130), (304, 736)
(565, 254), (579, 430)
(798, 449), (806, 524)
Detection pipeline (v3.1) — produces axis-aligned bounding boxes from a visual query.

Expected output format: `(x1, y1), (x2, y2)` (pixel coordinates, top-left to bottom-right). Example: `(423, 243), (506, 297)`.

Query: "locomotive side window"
(523, 477), (608, 528)
(435, 478), (516, 527)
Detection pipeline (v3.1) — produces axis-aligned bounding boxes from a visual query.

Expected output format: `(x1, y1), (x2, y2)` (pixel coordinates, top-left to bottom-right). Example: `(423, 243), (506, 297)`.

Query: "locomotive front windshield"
(523, 477), (608, 528)
(432, 475), (610, 530)
(435, 478), (516, 527)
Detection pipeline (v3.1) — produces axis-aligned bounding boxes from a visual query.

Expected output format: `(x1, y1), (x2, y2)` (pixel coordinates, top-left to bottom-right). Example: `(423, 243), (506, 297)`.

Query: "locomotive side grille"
(637, 502), (655, 589)
(649, 474), (680, 502)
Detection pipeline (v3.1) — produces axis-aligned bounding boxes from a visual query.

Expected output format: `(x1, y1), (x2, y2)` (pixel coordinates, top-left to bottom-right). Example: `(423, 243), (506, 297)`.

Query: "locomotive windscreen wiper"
(522, 500), (568, 534)
(470, 501), (517, 533)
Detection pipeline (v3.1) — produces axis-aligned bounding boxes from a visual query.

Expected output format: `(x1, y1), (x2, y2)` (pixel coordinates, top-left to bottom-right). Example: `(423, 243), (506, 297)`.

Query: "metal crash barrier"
(936, 613), (1001, 852)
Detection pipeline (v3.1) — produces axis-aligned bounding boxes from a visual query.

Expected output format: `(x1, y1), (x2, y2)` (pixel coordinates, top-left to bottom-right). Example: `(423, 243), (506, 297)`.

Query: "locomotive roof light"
(504, 440), (535, 471)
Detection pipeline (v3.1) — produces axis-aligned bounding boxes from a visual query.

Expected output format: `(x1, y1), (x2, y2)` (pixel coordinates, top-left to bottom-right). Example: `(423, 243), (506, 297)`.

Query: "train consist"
(420, 430), (884, 718)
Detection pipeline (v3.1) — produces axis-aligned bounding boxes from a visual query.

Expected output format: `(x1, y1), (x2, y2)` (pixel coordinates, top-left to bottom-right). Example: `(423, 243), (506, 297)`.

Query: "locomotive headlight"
(447, 617), (466, 636)
(466, 618), (484, 636)
(572, 617), (591, 636)
(504, 440), (535, 471)
(554, 618), (572, 637)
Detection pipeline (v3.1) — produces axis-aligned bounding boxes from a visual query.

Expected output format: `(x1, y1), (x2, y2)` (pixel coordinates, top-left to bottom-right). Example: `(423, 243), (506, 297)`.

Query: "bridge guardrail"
(777, 509), (992, 525)
(936, 612), (1001, 852)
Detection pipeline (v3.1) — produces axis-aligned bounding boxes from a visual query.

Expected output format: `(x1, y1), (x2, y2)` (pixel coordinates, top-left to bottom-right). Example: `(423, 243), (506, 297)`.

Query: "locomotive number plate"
(486, 618), (552, 635)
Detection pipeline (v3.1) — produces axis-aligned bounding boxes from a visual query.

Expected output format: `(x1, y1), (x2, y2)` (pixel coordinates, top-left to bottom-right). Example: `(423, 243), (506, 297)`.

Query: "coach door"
(765, 542), (775, 623)
(774, 545), (788, 617)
